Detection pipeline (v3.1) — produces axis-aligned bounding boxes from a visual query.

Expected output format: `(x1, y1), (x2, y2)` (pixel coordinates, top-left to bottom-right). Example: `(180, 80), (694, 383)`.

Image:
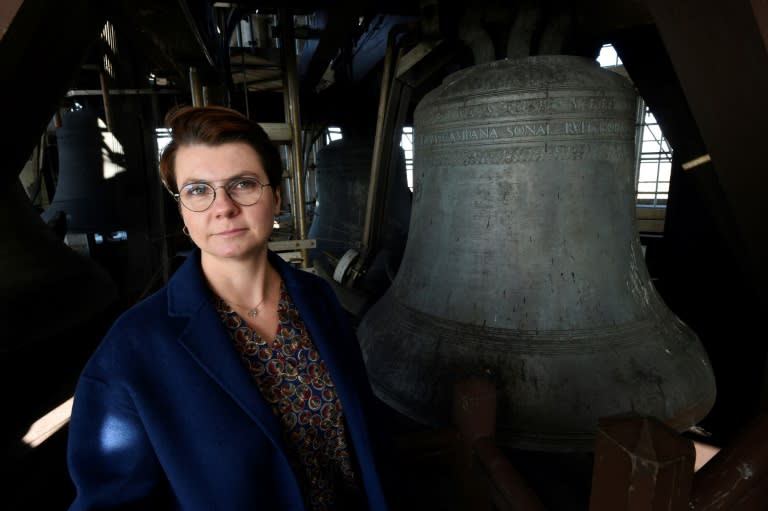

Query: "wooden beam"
(642, 0), (768, 308)
(590, 414), (695, 511)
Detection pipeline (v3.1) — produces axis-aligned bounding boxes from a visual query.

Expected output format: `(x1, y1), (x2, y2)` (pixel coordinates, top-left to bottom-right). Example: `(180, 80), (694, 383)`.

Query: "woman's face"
(174, 142), (280, 263)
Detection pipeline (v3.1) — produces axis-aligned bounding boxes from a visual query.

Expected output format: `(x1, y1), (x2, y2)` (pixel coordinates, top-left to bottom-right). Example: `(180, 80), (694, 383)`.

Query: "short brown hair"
(158, 105), (283, 193)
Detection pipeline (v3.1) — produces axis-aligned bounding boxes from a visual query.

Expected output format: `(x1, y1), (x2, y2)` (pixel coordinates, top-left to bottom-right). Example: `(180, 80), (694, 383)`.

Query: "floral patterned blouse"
(215, 281), (359, 510)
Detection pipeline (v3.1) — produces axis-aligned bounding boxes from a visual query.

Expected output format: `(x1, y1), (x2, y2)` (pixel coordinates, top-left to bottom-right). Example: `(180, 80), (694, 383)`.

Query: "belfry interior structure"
(2, 0), (767, 509)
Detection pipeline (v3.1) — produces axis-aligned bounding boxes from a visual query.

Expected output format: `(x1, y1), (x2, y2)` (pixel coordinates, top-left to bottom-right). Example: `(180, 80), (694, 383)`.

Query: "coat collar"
(166, 249), (305, 317)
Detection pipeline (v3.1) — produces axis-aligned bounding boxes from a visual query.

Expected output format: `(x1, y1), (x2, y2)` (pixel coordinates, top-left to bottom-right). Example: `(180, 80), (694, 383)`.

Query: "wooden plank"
(268, 239), (316, 251)
(257, 122), (292, 143)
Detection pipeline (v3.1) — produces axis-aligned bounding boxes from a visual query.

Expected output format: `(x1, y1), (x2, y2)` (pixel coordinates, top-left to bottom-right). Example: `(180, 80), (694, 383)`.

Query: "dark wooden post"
(453, 379), (497, 511)
(472, 436), (547, 511)
(452, 379), (547, 511)
(589, 414), (695, 511)
(690, 413), (768, 510)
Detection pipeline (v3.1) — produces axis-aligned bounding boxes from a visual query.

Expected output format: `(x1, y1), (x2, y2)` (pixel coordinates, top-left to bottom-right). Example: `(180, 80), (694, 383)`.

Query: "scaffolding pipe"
(189, 66), (203, 107)
(278, 8), (308, 266)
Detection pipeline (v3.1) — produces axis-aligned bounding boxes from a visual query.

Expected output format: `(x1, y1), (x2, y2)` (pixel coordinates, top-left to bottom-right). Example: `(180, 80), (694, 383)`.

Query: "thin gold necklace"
(226, 277), (271, 319)
(241, 298), (267, 318)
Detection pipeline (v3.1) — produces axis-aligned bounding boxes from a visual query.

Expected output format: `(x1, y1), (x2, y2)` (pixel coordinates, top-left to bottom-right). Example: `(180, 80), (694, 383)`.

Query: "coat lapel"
(274, 254), (390, 508)
(272, 253), (368, 444)
(273, 254), (361, 405)
(166, 250), (384, 507)
(167, 250), (285, 447)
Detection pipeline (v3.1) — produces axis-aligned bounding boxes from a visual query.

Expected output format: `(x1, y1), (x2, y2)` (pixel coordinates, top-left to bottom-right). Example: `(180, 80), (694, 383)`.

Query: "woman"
(67, 105), (393, 510)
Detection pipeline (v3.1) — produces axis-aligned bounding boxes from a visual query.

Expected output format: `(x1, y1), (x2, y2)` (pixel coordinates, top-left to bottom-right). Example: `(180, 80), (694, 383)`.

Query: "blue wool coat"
(67, 249), (392, 510)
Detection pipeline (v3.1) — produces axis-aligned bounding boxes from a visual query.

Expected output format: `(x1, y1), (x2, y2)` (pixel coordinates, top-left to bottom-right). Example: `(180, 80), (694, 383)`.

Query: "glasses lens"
(227, 178), (265, 206)
(180, 183), (215, 211)
(178, 178), (267, 211)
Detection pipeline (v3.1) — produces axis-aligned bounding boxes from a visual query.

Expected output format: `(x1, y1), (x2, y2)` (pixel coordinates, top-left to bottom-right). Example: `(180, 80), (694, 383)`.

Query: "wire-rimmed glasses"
(174, 177), (271, 212)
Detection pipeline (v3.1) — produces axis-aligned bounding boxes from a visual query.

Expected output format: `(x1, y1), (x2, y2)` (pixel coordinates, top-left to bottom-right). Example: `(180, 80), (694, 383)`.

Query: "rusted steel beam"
(589, 414), (695, 511)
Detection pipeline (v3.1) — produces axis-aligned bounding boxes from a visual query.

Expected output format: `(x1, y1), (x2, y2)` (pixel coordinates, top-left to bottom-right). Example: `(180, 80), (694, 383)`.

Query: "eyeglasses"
(174, 177), (271, 212)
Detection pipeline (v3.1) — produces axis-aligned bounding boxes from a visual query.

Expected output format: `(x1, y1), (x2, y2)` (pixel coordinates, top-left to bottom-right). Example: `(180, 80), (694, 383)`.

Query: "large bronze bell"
(308, 135), (411, 302)
(1, 179), (117, 349)
(308, 134), (411, 266)
(41, 107), (122, 233)
(357, 55), (716, 451)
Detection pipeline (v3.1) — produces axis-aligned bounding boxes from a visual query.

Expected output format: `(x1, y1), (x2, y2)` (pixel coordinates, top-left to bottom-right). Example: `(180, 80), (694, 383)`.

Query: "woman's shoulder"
(112, 282), (172, 326)
(79, 284), (188, 383)
(90, 288), (168, 346)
